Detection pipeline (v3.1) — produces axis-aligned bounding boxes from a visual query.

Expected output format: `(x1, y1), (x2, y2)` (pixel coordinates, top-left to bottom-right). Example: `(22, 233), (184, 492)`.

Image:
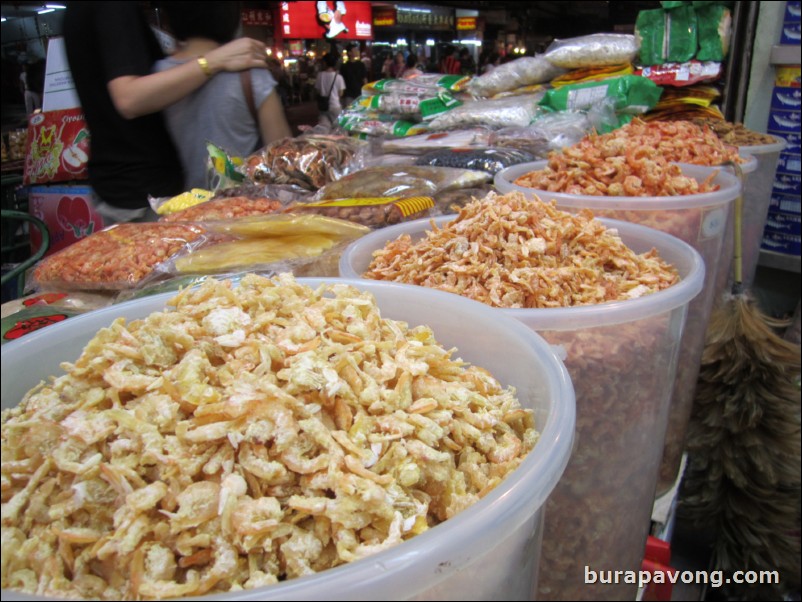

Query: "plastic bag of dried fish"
(544, 33), (640, 69)
(315, 165), (491, 200)
(466, 56), (565, 99)
(243, 135), (367, 191)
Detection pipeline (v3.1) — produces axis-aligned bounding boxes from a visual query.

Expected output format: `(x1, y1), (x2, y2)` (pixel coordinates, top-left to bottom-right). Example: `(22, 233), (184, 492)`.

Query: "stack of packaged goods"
(634, 1), (732, 121)
(338, 74), (468, 138)
(762, 1), (801, 258)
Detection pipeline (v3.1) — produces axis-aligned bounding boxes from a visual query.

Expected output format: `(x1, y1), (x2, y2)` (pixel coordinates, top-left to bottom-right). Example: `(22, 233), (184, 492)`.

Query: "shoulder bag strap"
(240, 70), (258, 123)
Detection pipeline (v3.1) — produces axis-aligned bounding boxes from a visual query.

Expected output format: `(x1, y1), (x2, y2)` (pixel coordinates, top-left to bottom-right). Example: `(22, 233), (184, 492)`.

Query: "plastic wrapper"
(362, 153), (419, 168)
(206, 142), (246, 192)
(490, 112), (595, 158)
(213, 182), (315, 206)
(151, 188), (213, 216)
(636, 6), (698, 66)
(428, 94), (544, 131)
(355, 91), (461, 120)
(414, 148), (535, 175)
(544, 34), (639, 69)
(363, 74), (470, 96)
(288, 196), (435, 228)
(695, 4), (732, 62)
(381, 129), (493, 155)
(434, 185), (494, 213)
(167, 214), (369, 276)
(315, 165), (491, 200)
(243, 135), (366, 190)
(539, 75), (662, 116)
(2, 306), (85, 346)
(338, 113), (430, 138)
(30, 223), (208, 291)
(551, 63), (633, 87)
(466, 56), (565, 98)
(160, 196), (284, 223)
(0, 291), (113, 320)
(490, 84), (549, 100)
(634, 61), (723, 87)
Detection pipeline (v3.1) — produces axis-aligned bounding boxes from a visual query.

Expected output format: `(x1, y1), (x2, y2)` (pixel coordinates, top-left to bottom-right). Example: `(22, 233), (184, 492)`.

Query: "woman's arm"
(258, 91), (292, 145)
(109, 37), (269, 119)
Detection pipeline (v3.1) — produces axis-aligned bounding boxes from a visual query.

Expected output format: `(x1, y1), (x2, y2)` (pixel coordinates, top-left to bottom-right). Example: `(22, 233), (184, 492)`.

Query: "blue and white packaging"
(771, 87), (801, 111)
(768, 110), (801, 133)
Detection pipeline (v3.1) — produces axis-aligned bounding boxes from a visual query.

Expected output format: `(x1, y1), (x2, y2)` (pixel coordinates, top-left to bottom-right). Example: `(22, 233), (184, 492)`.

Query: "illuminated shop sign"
(279, 1), (373, 40)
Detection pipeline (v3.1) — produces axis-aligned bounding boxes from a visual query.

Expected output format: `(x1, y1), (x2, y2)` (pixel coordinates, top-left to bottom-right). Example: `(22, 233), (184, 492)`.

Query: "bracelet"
(197, 56), (212, 78)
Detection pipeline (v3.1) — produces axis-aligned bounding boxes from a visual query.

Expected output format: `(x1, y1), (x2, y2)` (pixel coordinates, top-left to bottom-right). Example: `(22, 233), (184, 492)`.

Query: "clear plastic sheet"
(467, 56), (565, 98)
(314, 165), (491, 200)
(381, 129), (493, 155)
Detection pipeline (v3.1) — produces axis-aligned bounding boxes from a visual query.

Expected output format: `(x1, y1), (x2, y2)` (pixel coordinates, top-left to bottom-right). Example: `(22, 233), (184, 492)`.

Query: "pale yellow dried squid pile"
(1, 274), (536, 600)
(364, 191), (680, 308)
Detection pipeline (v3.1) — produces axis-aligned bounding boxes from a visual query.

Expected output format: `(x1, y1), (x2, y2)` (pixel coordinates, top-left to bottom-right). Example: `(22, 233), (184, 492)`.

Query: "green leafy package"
(695, 4), (731, 61)
(538, 75), (663, 116)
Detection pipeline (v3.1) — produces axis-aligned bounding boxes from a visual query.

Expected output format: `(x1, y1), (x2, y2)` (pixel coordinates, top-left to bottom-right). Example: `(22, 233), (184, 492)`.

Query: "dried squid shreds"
(1, 273), (535, 600)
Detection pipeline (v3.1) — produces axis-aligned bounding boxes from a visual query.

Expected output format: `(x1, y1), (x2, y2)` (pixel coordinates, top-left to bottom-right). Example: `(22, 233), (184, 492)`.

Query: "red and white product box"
(28, 185), (105, 257)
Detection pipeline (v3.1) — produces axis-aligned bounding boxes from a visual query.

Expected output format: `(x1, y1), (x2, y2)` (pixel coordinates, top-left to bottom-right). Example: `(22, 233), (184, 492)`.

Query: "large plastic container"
(718, 137), (787, 291)
(0, 278), (574, 602)
(496, 161), (741, 497)
(341, 217), (705, 600)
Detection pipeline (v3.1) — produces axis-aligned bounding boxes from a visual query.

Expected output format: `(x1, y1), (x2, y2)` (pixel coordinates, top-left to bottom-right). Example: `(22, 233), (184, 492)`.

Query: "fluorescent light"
(37, 8), (55, 14)
(1, 17), (6, 22)
(396, 38), (407, 46)
(426, 39), (435, 47)
(45, 3), (66, 8)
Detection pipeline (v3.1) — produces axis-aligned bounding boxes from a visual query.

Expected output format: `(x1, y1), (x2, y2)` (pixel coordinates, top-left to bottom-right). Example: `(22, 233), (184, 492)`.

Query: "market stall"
(2, 2), (799, 601)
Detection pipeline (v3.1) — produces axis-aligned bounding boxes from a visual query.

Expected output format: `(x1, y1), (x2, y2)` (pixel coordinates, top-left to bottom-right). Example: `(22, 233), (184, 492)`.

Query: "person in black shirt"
(63, 1), (269, 223)
(340, 44), (368, 109)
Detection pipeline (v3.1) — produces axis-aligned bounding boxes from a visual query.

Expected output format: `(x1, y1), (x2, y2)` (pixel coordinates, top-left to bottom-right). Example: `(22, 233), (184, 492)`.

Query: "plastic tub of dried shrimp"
(496, 159), (741, 503)
(340, 198), (705, 601)
(0, 276), (574, 601)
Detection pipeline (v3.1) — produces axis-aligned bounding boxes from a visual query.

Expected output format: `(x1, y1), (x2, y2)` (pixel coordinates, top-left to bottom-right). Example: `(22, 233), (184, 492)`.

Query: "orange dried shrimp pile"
(513, 119), (740, 196)
(363, 192), (679, 308)
(1, 274), (535, 600)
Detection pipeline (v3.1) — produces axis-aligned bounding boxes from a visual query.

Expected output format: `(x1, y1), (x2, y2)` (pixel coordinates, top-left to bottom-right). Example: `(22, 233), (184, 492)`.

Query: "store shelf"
(770, 44), (802, 65)
(759, 250), (802, 273)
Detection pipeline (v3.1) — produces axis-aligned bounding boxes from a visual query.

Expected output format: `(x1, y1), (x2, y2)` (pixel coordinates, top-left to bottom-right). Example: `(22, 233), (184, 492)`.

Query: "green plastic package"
(695, 4), (731, 61)
(538, 75), (663, 116)
(636, 6), (699, 66)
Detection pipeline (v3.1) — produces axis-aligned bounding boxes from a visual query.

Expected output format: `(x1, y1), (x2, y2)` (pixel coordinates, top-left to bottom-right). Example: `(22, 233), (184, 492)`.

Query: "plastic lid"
(339, 216), (705, 330)
(494, 160), (742, 210)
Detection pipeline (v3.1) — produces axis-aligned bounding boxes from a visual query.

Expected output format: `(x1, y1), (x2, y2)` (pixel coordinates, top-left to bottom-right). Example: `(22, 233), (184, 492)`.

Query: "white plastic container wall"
(340, 217), (704, 601)
(496, 161), (741, 497)
(0, 278), (574, 602)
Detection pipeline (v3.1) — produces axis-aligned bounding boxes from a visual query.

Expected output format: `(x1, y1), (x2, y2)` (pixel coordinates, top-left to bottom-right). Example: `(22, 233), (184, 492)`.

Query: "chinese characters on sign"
(241, 9), (272, 26)
(396, 11), (455, 28)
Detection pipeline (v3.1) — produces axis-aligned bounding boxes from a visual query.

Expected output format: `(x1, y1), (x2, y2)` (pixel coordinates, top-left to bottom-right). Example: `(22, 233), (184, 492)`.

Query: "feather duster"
(680, 291), (801, 601)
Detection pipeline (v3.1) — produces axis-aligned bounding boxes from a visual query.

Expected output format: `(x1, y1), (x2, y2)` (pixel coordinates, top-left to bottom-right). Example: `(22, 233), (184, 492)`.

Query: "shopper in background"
(399, 54), (423, 79)
(440, 46), (461, 75)
(20, 62), (43, 116)
(156, 3), (291, 190)
(340, 44), (368, 108)
(63, 1), (268, 223)
(459, 47), (477, 76)
(389, 51), (406, 78)
(315, 52), (346, 128)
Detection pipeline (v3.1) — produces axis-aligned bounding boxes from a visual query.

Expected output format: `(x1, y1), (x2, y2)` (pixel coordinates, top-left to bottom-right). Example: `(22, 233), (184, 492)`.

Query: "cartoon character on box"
(61, 129), (90, 175)
(27, 120), (64, 182)
(57, 195), (97, 239)
(317, 1), (348, 38)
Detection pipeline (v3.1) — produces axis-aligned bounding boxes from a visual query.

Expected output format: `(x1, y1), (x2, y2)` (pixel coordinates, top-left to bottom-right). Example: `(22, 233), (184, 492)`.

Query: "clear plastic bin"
(495, 161), (741, 499)
(340, 217), (704, 600)
(0, 278), (575, 602)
